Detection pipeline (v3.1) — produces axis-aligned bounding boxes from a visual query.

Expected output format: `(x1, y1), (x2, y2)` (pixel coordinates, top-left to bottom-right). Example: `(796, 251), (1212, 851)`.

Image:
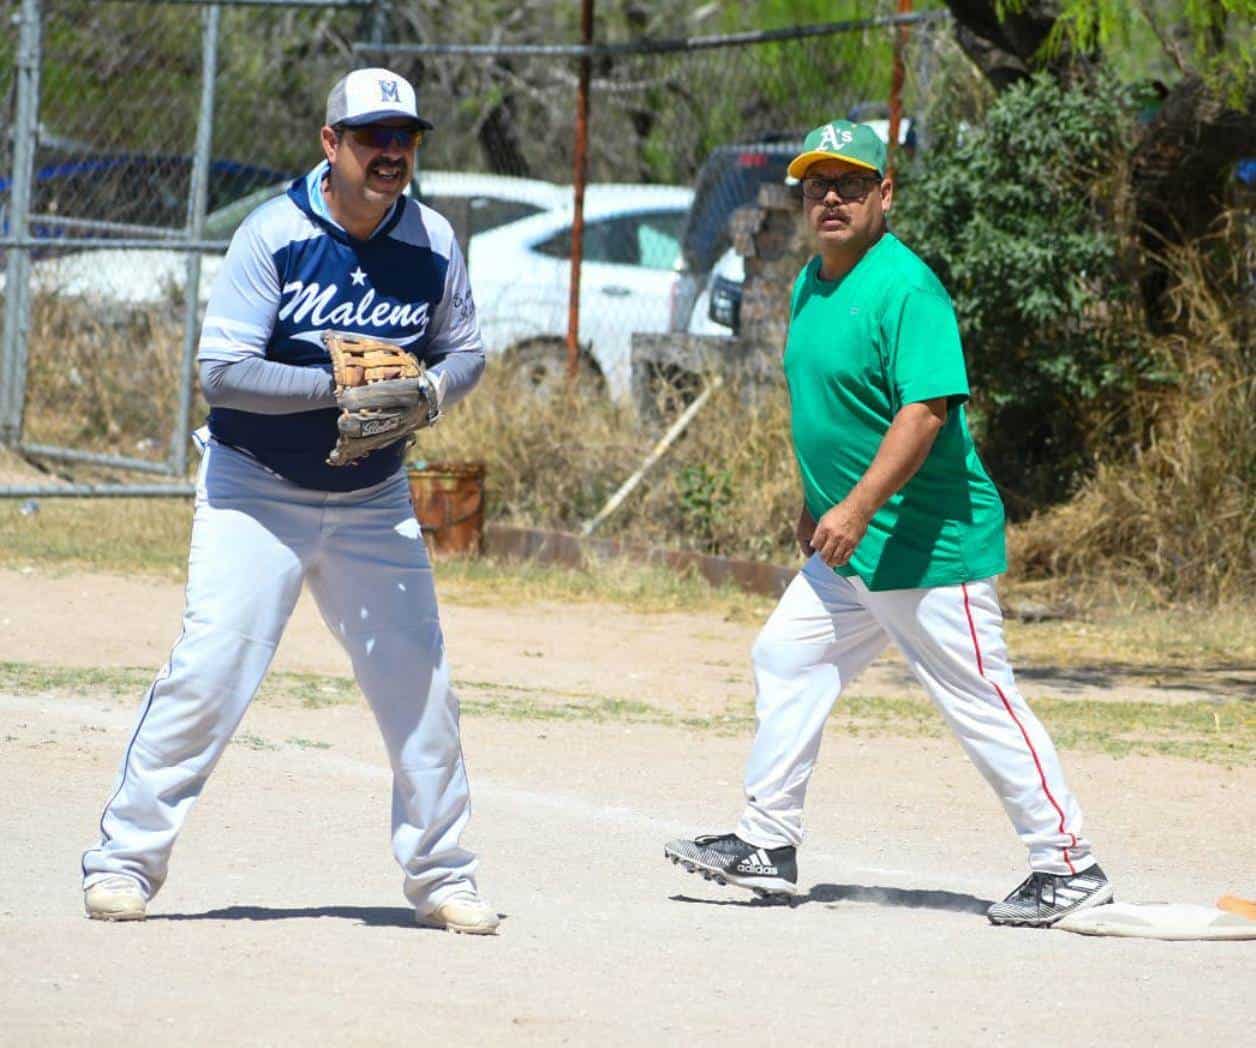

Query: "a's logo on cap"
(818, 124), (854, 152)
(379, 79), (400, 103)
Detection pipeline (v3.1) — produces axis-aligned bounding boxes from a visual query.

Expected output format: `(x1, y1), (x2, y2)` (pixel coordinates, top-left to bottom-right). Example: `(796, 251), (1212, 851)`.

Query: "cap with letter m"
(326, 67), (434, 130)
(787, 119), (886, 180)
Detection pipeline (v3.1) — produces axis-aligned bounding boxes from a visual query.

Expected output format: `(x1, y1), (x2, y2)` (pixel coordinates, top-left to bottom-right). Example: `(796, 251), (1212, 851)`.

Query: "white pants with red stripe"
(736, 555), (1093, 876)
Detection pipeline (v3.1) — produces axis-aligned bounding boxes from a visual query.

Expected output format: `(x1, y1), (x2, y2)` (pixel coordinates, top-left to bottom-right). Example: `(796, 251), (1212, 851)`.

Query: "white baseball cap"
(325, 67), (433, 130)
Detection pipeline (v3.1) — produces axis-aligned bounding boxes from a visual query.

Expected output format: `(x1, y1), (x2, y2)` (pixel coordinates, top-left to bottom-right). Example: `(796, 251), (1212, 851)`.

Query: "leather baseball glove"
(323, 331), (440, 467)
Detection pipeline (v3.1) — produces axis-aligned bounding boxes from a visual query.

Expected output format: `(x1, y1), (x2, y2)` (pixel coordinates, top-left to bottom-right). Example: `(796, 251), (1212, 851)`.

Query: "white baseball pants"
(736, 554), (1093, 876)
(82, 439), (479, 914)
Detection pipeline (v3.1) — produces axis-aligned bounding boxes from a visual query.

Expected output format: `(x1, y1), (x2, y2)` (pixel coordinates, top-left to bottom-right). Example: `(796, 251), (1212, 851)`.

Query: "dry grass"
(434, 553), (771, 620)
(417, 366), (799, 562)
(1010, 214), (1255, 605)
(1005, 605), (1256, 670)
(22, 289), (192, 461)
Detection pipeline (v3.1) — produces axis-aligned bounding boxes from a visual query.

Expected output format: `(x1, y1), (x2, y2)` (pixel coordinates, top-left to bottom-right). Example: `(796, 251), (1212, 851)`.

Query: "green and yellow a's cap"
(787, 120), (886, 180)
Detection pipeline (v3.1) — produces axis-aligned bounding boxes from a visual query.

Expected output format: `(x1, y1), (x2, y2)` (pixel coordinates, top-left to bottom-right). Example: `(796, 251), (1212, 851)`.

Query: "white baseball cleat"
(84, 875), (147, 922)
(416, 891), (501, 935)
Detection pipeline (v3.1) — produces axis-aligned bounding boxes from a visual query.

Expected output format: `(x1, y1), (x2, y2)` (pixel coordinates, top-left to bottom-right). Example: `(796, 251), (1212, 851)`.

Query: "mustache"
(368, 158), (407, 175)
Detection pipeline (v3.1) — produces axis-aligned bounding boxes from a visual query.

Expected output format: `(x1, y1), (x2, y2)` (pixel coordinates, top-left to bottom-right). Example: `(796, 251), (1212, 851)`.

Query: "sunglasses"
(801, 173), (882, 201)
(341, 124), (423, 150)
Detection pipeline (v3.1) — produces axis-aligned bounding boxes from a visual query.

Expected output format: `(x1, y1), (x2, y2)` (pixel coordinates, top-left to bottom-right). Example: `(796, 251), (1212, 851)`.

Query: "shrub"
(893, 74), (1151, 514)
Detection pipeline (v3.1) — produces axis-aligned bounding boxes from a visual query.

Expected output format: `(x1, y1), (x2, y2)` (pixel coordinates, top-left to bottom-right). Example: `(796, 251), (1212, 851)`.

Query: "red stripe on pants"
(961, 583), (1077, 874)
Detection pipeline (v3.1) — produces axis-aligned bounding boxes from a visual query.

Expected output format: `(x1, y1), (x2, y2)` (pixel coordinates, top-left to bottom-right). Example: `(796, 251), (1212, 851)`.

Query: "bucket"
(406, 461), (486, 555)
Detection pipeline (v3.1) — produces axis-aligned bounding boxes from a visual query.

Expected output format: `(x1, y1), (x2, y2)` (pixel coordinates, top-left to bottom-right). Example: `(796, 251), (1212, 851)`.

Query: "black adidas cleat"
(988, 864), (1114, 927)
(664, 833), (798, 900)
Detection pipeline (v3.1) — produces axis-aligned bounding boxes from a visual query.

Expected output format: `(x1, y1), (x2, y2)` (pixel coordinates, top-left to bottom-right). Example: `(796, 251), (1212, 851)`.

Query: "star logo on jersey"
(350, 267), (367, 287)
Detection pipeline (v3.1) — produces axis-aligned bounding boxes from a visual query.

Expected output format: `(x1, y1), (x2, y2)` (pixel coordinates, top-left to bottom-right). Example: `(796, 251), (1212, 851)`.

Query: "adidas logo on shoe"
(663, 832), (798, 900)
(736, 849), (779, 876)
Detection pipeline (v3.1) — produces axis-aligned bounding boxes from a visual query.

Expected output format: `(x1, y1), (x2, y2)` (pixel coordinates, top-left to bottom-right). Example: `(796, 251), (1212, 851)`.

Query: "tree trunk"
(477, 66), (532, 178)
(944, 0), (1076, 89)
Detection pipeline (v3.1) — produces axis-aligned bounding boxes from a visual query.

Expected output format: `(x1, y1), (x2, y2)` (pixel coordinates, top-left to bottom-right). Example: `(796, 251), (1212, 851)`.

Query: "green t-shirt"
(784, 232), (1007, 591)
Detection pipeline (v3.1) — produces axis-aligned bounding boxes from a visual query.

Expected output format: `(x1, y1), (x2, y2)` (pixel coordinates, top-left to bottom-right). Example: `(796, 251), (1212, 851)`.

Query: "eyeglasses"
(801, 173), (881, 201)
(340, 124), (423, 151)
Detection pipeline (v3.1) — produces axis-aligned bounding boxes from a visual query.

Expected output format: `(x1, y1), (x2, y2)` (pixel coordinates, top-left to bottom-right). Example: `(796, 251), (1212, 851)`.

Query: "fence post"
(169, 2), (221, 478)
(565, 0), (594, 381)
(887, 0), (911, 180)
(1, 0), (43, 447)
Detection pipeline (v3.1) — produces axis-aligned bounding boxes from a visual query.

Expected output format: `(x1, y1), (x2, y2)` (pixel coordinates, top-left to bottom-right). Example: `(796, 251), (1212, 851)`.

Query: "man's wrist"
(842, 491), (878, 525)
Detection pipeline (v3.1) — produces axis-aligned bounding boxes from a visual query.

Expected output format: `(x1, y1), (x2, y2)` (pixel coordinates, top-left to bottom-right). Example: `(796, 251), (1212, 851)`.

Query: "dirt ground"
(4, 568), (1249, 710)
(2, 567), (1254, 1046)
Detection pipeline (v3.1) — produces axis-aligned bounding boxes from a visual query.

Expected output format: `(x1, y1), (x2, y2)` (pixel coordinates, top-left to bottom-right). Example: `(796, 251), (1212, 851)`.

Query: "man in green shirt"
(665, 120), (1112, 927)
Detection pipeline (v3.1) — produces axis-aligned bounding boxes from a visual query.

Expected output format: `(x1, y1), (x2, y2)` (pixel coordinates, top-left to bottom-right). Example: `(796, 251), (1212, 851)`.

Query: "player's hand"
(796, 505), (818, 559)
(810, 499), (871, 567)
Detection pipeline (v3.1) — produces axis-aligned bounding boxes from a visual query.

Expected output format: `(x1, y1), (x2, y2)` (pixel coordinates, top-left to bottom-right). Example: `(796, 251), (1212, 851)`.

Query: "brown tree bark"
(476, 62), (532, 178)
(944, 0), (1074, 89)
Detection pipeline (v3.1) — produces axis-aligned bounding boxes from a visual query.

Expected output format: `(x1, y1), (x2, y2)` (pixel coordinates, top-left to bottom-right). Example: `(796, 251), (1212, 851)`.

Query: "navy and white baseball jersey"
(198, 162), (484, 491)
(85, 69), (495, 930)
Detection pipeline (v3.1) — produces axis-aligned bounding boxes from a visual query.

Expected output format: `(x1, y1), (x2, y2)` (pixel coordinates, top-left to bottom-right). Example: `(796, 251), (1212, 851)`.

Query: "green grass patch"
(266, 673), (360, 710)
(5, 659), (1252, 768)
(0, 661), (153, 696)
(431, 554), (771, 620)
(0, 497), (770, 620)
(837, 693), (1256, 766)
(0, 499), (192, 577)
(234, 732), (278, 752)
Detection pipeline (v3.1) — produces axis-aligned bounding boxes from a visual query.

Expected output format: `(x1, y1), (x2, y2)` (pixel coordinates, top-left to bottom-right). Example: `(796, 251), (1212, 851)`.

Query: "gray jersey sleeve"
(199, 355), (336, 413)
(423, 236), (485, 410)
(197, 209), (336, 413)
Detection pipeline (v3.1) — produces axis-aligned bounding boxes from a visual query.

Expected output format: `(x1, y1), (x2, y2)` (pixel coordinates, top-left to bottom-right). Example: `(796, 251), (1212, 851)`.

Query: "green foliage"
(676, 463), (734, 546)
(893, 73), (1150, 511)
(1007, 0), (1256, 100)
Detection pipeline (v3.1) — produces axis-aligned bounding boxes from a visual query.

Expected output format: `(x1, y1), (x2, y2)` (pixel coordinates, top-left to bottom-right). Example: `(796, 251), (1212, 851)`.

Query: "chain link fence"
(0, 1), (17, 184)
(362, 15), (953, 398)
(0, 0), (370, 492)
(0, 0), (953, 496)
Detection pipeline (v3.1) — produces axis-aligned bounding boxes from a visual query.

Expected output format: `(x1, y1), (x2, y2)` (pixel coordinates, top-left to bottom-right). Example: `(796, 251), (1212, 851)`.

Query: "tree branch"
(945, 0), (1071, 88)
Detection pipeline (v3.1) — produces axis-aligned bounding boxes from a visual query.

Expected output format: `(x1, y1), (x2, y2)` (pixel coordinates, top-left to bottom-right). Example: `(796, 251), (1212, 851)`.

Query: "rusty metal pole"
(566, 0), (594, 381)
(887, 0), (911, 180)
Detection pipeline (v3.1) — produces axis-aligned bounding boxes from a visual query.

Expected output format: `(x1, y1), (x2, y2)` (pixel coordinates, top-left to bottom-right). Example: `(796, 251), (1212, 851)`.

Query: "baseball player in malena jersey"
(665, 121), (1115, 927)
(81, 69), (500, 934)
